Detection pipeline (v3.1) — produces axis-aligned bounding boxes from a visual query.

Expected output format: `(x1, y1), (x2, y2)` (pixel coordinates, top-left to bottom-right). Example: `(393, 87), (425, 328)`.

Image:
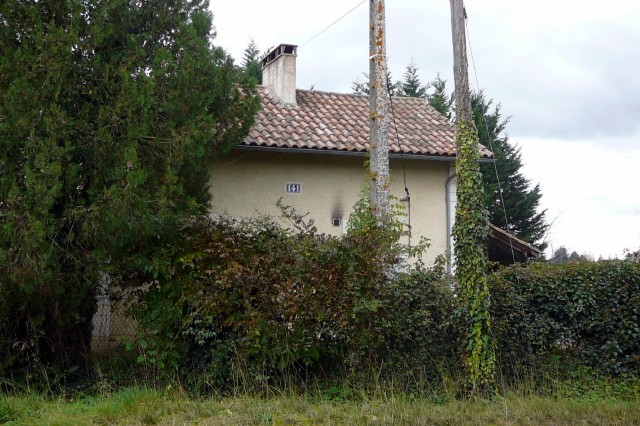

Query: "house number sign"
(286, 183), (301, 193)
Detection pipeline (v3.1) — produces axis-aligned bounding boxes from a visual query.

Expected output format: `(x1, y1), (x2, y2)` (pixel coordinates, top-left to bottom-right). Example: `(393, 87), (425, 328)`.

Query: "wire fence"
(91, 274), (137, 352)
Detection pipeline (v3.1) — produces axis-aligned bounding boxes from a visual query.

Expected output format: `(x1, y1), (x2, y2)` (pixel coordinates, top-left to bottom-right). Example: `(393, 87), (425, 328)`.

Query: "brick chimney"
(261, 44), (298, 107)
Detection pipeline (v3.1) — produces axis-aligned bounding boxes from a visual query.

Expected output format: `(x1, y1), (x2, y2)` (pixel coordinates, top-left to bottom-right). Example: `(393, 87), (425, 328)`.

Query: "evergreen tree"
(351, 72), (400, 96)
(399, 63), (427, 98)
(426, 73), (453, 119)
(351, 75), (369, 95)
(0, 0), (260, 372)
(242, 38), (263, 84)
(473, 91), (548, 250)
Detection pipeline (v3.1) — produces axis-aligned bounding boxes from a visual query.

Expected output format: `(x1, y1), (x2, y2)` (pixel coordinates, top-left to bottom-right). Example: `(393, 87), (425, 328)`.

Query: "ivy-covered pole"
(368, 0), (390, 219)
(449, 0), (495, 391)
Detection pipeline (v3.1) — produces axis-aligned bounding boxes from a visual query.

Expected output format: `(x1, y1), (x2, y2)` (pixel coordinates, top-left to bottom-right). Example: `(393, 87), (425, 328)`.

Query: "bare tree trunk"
(369, 0), (390, 219)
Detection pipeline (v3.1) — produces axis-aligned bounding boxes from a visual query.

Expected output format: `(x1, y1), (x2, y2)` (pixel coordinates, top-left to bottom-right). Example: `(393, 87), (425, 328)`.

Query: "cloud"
(462, 1), (640, 142)
(517, 136), (640, 258)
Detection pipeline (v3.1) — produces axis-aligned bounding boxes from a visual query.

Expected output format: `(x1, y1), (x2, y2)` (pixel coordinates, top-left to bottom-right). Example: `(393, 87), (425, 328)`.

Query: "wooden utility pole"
(450, 0), (471, 124)
(450, 0), (495, 391)
(369, 0), (390, 219)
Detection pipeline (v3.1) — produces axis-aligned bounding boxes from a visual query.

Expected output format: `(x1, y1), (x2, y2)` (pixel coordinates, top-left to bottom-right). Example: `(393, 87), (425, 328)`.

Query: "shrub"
(127, 201), (458, 391)
(490, 260), (640, 375)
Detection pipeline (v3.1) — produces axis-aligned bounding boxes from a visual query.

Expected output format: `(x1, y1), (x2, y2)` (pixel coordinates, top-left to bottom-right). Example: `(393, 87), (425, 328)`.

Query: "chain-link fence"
(91, 274), (137, 352)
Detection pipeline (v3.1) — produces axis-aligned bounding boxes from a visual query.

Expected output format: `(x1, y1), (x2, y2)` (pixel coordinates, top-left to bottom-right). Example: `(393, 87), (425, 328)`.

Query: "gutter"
(235, 145), (494, 163)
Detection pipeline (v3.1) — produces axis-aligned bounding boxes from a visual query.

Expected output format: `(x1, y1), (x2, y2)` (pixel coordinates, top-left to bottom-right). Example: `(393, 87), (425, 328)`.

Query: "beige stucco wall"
(209, 149), (453, 266)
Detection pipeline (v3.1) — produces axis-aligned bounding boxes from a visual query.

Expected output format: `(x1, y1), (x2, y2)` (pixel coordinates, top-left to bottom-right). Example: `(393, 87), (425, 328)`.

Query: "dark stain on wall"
(331, 201), (343, 221)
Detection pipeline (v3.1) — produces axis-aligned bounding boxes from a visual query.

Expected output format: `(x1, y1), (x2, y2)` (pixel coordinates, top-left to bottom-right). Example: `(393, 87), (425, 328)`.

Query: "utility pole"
(450, 0), (495, 391)
(369, 0), (390, 219)
(450, 0), (471, 124)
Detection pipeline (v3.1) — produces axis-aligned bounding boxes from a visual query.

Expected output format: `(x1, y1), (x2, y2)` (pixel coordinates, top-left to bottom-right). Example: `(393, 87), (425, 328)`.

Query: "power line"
(300, 0), (367, 49)
(464, 11), (518, 266)
(386, 75), (412, 247)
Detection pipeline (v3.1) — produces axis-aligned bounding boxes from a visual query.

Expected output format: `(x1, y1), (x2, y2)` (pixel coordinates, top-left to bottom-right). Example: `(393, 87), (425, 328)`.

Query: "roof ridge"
(296, 88), (366, 98)
(296, 88), (431, 102)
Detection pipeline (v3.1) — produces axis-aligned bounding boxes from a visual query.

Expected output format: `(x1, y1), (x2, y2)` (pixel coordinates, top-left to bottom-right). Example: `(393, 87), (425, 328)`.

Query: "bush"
(127, 202), (458, 391)
(490, 260), (640, 375)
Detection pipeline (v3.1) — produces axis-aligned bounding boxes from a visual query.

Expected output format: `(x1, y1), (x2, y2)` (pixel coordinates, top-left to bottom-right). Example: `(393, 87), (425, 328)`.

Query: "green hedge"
(130, 211), (640, 390)
(490, 260), (640, 374)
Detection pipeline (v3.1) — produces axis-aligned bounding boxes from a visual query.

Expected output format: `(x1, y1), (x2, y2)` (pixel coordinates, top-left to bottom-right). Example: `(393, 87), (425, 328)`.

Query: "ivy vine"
(453, 119), (495, 391)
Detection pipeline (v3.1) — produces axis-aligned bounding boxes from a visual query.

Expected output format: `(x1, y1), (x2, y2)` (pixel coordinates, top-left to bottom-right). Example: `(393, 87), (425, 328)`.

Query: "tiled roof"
(242, 87), (493, 158)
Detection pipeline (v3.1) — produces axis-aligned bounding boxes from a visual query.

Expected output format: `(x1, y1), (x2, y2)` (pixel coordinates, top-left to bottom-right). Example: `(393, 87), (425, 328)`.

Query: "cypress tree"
(351, 71), (400, 96)
(351, 68), (547, 250)
(0, 0), (260, 373)
(473, 91), (548, 250)
(424, 76), (547, 250)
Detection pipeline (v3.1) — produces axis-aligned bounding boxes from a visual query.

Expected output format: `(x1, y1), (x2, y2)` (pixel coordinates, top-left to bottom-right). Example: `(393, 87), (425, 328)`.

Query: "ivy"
(453, 119), (495, 391)
(490, 260), (640, 375)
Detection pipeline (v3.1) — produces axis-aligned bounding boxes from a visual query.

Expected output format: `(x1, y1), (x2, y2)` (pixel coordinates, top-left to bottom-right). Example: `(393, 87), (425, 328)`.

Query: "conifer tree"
(424, 76), (547, 250)
(351, 71), (400, 96)
(242, 38), (263, 84)
(426, 74), (453, 119)
(0, 0), (260, 372)
(350, 67), (547, 250)
(473, 91), (548, 250)
(399, 63), (427, 98)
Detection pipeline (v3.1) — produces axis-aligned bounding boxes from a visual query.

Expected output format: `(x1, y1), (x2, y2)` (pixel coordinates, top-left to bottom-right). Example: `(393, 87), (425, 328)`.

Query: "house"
(209, 44), (493, 268)
(91, 44), (534, 352)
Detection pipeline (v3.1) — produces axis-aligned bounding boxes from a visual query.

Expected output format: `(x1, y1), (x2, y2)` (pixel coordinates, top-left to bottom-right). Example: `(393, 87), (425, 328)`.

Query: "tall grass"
(1, 388), (639, 425)
(2, 347), (639, 424)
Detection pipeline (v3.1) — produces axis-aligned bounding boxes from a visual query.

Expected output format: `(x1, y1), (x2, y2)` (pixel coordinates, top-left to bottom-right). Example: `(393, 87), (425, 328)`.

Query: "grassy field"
(1, 387), (640, 425)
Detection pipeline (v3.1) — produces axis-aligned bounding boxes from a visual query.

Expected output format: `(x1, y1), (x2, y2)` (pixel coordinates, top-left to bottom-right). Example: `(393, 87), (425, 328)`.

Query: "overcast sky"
(211, 0), (640, 259)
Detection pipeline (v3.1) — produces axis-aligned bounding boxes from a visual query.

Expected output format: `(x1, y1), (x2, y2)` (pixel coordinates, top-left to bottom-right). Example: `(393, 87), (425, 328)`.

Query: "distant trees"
(351, 71), (400, 96)
(351, 63), (430, 98)
(549, 246), (595, 263)
(426, 74), (453, 120)
(400, 63), (428, 98)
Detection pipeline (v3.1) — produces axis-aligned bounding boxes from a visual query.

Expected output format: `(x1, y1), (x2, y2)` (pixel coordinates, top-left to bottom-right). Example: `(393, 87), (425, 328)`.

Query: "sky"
(210, 0), (640, 259)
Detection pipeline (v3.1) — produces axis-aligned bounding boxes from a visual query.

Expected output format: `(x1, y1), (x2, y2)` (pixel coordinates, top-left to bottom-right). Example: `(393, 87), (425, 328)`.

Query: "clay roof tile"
(241, 87), (492, 159)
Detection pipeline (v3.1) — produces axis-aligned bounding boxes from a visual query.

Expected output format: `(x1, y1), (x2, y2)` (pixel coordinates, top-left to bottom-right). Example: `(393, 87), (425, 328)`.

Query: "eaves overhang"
(235, 145), (494, 163)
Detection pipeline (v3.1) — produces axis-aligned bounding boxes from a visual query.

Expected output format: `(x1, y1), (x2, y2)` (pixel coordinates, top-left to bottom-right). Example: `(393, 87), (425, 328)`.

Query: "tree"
(351, 71), (400, 96)
(0, 0), (260, 373)
(549, 246), (594, 263)
(473, 91), (548, 250)
(242, 38), (262, 84)
(422, 75), (547, 251)
(549, 246), (569, 263)
(426, 73), (453, 119)
(399, 62), (427, 98)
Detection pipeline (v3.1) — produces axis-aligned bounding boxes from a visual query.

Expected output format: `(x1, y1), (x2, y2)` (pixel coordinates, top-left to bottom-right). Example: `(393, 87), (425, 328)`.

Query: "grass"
(1, 388), (639, 425)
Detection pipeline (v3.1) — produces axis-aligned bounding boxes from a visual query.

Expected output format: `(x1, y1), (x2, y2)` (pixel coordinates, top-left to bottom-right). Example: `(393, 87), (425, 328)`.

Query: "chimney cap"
(261, 44), (298, 69)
